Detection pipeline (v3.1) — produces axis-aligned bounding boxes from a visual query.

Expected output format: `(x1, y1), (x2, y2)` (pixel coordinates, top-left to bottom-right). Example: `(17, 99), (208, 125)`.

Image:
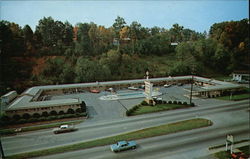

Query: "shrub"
(126, 110), (131, 116)
(67, 108), (75, 114)
(64, 114), (75, 118)
(50, 110), (57, 116)
(81, 101), (86, 112)
(141, 100), (148, 106)
(158, 100), (162, 104)
(173, 101), (177, 104)
(178, 101), (182, 105)
(76, 108), (82, 113)
(39, 117), (47, 121)
(28, 118), (38, 123)
(58, 111), (65, 115)
(168, 101), (172, 104)
(133, 105), (139, 110)
(33, 113), (41, 118)
(82, 112), (87, 117)
(183, 102), (188, 105)
(42, 111), (49, 117)
(23, 113), (31, 119)
(13, 114), (21, 120)
(0, 114), (10, 121)
(47, 116), (57, 120)
(190, 103), (195, 107)
(163, 100), (167, 104)
(17, 119), (27, 124)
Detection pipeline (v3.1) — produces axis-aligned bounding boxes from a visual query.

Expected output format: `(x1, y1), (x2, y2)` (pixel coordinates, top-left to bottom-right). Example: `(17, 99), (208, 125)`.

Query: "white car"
(164, 84), (171, 88)
(53, 125), (77, 134)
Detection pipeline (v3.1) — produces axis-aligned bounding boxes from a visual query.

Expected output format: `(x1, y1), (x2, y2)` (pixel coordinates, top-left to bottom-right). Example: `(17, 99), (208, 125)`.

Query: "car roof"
(118, 141), (127, 145)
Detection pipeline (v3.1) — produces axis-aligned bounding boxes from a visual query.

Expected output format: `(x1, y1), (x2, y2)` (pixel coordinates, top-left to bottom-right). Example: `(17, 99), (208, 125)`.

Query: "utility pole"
(189, 75), (194, 105)
(0, 138), (5, 159)
(189, 66), (195, 105)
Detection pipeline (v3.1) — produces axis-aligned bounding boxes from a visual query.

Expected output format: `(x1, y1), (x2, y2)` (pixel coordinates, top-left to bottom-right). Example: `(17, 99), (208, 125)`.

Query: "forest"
(0, 16), (249, 95)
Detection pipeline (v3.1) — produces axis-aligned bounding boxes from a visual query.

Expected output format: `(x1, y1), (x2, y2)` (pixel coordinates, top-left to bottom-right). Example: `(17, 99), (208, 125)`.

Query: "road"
(2, 100), (249, 158)
(36, 121), (248, 159)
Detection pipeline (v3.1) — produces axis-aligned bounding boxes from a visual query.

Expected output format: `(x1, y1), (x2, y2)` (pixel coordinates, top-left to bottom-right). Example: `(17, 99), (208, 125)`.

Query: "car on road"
(53, 125), (77, 134)
(110, 140), (137, 152)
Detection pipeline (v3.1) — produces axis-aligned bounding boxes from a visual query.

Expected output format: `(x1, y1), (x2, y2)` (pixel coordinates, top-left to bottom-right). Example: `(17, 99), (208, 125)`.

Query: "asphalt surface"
(2, 100), (249, 157)
(1, 85), (249, 159)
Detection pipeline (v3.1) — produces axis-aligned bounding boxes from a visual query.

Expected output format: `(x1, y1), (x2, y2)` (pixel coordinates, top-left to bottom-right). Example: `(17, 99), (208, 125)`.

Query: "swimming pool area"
(99, 91), (162, 100)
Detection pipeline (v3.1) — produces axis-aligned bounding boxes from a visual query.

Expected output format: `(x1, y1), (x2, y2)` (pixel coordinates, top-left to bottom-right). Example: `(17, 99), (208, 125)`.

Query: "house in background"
(232, 71), (250, 83)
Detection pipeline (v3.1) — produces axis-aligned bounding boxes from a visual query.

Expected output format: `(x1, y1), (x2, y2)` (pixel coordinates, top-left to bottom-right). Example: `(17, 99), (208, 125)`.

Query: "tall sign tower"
(144, 71), (154, 105)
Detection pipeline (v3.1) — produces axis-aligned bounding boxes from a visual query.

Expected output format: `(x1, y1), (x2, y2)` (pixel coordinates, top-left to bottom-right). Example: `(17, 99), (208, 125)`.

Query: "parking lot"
(49, 84), (230, 122)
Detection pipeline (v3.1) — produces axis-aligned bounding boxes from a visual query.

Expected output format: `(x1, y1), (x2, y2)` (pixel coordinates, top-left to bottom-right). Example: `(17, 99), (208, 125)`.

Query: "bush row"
(126, 100), (195, 116)
(0, 112), (87, 126)
(1, 108), (84, 122)
(126, 105), (140, 116)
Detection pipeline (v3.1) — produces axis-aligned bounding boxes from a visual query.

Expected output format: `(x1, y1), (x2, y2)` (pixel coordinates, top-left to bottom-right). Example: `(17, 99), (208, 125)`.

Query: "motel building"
(232, 71), (250, 83)
(1, 75), (244, 118)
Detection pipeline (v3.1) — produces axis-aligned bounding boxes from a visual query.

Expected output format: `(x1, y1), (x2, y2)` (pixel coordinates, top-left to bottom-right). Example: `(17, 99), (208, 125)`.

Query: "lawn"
(6, 118), (212, 159)
(216, 93), (250, 101)
(131, 103), (193, 115)
(0, 120), (83, 136)
(239, 145), (250, 155)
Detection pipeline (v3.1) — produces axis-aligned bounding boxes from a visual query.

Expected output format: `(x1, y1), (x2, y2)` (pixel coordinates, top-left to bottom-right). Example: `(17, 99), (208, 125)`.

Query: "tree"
(175, 42), (194, 63)
(23, 25), (34, 54)
(75, 23), (92, 55)
(62, 21), (74, 46)
(60, 63), (76, 84)
(67, 108), (75, 114)
(112, 16), (126, 38)
(169, 23), (184, 42)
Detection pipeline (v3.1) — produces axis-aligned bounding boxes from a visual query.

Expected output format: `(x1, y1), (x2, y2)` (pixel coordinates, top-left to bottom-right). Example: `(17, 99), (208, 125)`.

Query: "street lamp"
(189, 66), (195, 105)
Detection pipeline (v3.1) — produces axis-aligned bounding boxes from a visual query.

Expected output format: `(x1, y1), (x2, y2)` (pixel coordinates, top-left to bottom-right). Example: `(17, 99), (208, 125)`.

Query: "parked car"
(53, 125), (77, 134)
(90, 89), (100, 93)
(128, 86), (139, 90)
(231, 152), (249, 159)
(163, 84), (171, 88)
(177, 83), (183, 86)
(110, 140), (137, 152)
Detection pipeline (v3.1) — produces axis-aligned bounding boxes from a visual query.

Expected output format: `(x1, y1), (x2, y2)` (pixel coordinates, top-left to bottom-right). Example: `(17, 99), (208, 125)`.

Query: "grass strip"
(214, 151), (231, 159)
(5, 118), (212, 159)
(216, 93), (250, 101)
(131, 104), (193, 116)
(0, 120), (83, 136)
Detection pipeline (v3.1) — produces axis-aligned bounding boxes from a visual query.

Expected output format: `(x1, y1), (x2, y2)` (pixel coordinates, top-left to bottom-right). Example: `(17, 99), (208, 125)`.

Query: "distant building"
(1, 91), (17, 106)
(232, 71), (250, 83)
(171, 42), (178, 46)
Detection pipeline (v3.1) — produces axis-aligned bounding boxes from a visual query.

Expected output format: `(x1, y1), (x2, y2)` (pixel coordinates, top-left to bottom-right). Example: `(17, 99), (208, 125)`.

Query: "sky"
(0, 0), (248, 33)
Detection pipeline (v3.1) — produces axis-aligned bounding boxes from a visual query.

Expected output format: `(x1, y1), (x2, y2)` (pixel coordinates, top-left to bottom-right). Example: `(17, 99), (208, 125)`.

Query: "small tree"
(23, 113), (31, 119)
(58, 110), (65, 115)
(33, 113), (40, 118)
(141, 100), (148, 106)
(0, 114), (10, 121)
(76, 108), (82, 113)
(13, 114), (21, 120)
(81, 101), (86, 112)
(67, 108), (75, 114)
(42, 111), (49, 117)
(50, 110), (57, 116)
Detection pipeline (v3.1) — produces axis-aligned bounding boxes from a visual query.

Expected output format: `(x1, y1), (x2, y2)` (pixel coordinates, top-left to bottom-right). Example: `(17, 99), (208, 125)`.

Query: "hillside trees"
(209, 19), (249, 70)
(1, 16), (249, 95)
